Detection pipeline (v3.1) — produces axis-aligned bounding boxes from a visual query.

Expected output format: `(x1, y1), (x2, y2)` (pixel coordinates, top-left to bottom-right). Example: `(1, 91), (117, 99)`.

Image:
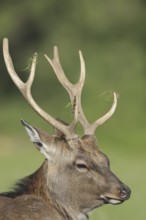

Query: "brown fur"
(0, 133), (131, 220)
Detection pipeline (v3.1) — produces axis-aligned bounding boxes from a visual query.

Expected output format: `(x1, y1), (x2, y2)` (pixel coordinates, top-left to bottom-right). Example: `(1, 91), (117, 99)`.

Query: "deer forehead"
(68, 138), (109, 168)
(67, 136), (100, 155)
(36, 127), (104, 165)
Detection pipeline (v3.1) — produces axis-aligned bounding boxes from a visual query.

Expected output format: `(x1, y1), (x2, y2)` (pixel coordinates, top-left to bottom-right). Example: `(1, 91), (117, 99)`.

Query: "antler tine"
(3, 38), (77, 138)
(77, 52), (118, 135)
(44, 46), (73, 100)
(84, 93), (118, 135)
(45, 47), (86, 132)
(75, 51), (90, 130)
(3, 38), (25, 91)
(77, 55), (117, 134)
(45, 47), (88, 131)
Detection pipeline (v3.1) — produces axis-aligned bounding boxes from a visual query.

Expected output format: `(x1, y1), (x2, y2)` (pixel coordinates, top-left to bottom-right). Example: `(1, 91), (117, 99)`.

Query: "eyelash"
(75, 161), (88, 171)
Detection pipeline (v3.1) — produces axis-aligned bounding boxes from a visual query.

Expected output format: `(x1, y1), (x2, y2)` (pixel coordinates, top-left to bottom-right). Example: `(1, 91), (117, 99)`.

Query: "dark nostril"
(120, 187), (131, 200)
(120, 189), (127, 199)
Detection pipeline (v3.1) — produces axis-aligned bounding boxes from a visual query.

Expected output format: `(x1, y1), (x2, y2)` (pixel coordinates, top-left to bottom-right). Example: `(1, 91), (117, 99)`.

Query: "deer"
(0, 38), (131, 220)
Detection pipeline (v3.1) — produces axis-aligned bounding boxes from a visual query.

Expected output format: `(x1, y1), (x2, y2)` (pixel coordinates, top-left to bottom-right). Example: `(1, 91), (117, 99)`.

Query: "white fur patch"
(41, 142), (58, 161)
(25, 126), (41, 143)
(100, 195), (122, 205)
(78, 213), (88, 220)
(39, 144), (50, 160)
(108, 199), (121, 204)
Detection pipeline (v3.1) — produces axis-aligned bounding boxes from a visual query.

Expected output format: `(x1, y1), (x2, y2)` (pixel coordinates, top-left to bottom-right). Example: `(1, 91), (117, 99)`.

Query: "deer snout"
(101, 183), (131, 205)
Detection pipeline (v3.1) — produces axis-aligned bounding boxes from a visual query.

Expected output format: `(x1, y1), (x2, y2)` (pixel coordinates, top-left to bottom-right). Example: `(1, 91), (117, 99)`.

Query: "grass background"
(0, 0), (146, 219)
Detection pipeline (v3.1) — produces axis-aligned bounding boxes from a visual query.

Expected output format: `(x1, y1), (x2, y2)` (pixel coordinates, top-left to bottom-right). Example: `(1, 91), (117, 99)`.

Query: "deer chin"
(100, 195), (123, 205)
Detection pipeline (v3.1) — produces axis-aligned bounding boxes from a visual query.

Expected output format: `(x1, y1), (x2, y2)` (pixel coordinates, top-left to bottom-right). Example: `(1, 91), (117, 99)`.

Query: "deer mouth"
(100, 195), (123, 205)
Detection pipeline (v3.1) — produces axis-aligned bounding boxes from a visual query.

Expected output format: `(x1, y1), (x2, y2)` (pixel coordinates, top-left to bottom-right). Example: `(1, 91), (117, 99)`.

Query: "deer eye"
(75, 161), (88, 171)
(33, 142), (43, 147)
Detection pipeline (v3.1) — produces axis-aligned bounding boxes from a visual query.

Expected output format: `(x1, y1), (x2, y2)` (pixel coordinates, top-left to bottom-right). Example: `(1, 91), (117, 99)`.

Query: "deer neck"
(0, 160), (88, 220)
(30, 161), (88, 220)
(27, 160), (49, 200)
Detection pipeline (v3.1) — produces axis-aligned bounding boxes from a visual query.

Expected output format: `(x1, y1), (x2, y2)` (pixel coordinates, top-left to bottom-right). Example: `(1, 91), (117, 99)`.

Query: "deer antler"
(3, 38), (78, 139)
(3, 38), (117, 137)
(45, 47), (117, 135)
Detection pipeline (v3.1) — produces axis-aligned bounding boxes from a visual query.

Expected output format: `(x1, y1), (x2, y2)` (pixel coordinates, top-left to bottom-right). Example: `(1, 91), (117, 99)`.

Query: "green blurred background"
(0, 0), (145, 219)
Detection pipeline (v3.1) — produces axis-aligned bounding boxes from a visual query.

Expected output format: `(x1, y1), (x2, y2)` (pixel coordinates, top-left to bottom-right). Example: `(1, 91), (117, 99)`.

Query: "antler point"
(54, 46), (58, 53)
(33, 53), (37, 61)
(113, 92), (119, 101)
(3, 37), (8, 43)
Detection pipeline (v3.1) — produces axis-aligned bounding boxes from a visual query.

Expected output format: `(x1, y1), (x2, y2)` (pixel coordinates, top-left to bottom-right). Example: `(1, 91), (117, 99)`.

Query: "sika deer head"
(3, 38), (131, 219)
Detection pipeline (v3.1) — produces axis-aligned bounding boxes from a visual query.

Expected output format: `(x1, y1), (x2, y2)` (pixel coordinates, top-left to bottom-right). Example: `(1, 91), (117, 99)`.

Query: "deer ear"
(21, 119), (49, 159)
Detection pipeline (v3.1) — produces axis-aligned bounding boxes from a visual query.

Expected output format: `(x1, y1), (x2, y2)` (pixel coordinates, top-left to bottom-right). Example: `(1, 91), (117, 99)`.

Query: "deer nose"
(119, 186), (131, 200)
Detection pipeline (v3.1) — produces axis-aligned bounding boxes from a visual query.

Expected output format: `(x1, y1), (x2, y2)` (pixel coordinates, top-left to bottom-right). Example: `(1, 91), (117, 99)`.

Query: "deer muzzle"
(100, 184), (131, 205)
